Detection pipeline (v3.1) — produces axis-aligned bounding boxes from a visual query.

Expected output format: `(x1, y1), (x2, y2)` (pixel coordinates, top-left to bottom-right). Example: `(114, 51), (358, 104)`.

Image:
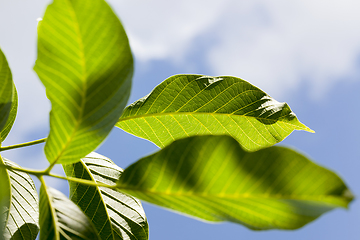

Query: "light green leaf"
(39, 184), (100, 240)
(63, 152), (149, 240)
(0, 157), (39, 240)
(116, 75), (313, 151)
(34, 0), (133, 165)
(117, 135), (353, 230)
(0, 48), (17, 142)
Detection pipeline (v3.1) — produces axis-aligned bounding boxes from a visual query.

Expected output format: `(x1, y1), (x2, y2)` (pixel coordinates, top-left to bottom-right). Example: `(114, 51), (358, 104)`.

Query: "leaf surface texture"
(117, 75), (312, 151)
(117, 135), (352, 230)
(0, 157), (39, 240)
(39, 185), (100, 240)
(34, 0), (133, 164)
(63, 152), (149, 240)
(0, 49), (17, 142)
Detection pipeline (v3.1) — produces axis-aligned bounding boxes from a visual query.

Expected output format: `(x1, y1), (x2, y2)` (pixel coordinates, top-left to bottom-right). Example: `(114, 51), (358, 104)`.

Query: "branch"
(0, 138), (47, 152)
(0, 163), (117, 189)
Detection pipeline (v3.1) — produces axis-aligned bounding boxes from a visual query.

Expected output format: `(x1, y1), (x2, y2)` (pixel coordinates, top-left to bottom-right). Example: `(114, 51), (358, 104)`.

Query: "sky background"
(0, 0), (359, 239)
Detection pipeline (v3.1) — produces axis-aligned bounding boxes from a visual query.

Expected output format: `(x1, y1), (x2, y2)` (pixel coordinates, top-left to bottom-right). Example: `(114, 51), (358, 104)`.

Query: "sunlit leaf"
(0, 48), (17, 142)
(116, 75), (313, 151)
(117, 135), (352, 230)
(63, 152), (148, 240)
(39, 184), (100, 240)
(34, 0), (133, 164)
(0, 157), (39, 240)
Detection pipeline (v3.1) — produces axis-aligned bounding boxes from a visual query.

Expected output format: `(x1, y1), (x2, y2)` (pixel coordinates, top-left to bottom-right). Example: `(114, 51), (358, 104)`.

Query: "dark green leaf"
(63, 152), (148, 240)
(117, 135), (352, 230)
(0, 48), (17, 142)
(39, 184), (100, 240)
(116, 75), (313, 151)
(34, 0), (133, 164)
(0, 157), (39, 240)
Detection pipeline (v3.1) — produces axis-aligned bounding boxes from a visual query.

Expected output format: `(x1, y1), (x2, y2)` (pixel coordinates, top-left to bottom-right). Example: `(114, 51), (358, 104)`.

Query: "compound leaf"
(34, 0), (133, 165)
(0, 48), (17, 142)
(63, 152), (148, 240)
(117, 135), (353, 230)
(116, 75), (313, 151)
(0, 157), (39, 240)
(39, 184), (100, 240)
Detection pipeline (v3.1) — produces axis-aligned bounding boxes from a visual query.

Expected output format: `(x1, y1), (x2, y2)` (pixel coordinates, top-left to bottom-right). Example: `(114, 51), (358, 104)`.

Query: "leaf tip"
(298, 123), (315, 133)
(343, 189), (355, 203)
(307, 128), (315, 133)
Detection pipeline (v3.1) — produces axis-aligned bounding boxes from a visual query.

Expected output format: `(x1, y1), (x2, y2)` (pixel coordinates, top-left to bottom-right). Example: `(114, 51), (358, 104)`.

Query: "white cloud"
(109, 0), (229, 61)
(0, 0), (359, 154)
(110, 0), (360, 99)
(207, 0), (360, 98)
(0, 0), (51, 145)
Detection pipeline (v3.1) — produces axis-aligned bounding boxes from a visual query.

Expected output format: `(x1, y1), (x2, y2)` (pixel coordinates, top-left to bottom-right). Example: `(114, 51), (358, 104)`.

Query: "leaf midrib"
(118, 111), (305, 130)
(42, 185), (60, 240)
(118, 186), (348, 205)
(79, 160), (114, 239)
(78, 159), (148, 239)
(49, 0), (87, 165)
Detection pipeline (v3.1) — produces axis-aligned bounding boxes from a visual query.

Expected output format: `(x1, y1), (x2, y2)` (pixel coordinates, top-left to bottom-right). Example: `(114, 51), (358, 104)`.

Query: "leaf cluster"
(0, 0), (353, 239)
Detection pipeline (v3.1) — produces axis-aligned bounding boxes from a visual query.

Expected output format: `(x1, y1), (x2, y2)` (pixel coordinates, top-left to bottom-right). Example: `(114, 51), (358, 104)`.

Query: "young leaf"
(34, 0), (133, 165)
(0, 157), (39, 240)
(116, 75), (313, 151)
(63, 152), (149, 240)
(39, 184), (100, 240)
(0, 48), (17, 142)
(117, 135), (353, 230)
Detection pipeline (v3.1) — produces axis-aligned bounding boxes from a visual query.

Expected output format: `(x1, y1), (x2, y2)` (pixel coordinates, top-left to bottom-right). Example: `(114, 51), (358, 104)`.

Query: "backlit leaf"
(117, 135), (352, 230)
(0, 48), (17, 142)
(63, 152), (148, 240)
(0, 157), (39, 240)
(39, 184), (100, 240)
(34, 0), (133, 164)
(117, 75), (313, 151)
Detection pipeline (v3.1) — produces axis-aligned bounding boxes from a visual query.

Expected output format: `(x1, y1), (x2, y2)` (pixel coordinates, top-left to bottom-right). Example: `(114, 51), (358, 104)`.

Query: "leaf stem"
(0, 138), (47, 152)
(47, 173), (117, 188)
(0, 163), (46, 176)
(0, 163), (117, 189)
(44, 160), (57, 175)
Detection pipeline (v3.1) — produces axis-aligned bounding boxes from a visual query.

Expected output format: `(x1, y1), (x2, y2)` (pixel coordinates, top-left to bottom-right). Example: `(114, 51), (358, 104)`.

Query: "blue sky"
(0, 0), (359, 239)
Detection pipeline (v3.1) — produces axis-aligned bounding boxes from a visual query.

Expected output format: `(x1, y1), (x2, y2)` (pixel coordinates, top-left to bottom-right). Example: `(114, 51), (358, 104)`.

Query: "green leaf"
(63, 152), (149, 240)
(117, 135), (353, 230)
(116, 75), (313, 151)
(34, 0), (133, 165)
(39, 184), (100, 240)
(0, 48), (17, 142)
(0, 157), (39, 240)
(0, 156), (10, 237)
